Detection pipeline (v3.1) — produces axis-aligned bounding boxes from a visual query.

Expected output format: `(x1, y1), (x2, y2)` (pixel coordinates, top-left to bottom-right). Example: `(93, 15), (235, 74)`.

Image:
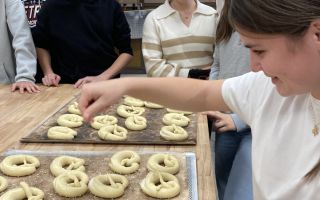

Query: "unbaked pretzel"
(125, 115), (147, 131)
(0, 155), (40, 177)
(89, 174), (128, 198)
(160, 124), (188, 141)
(98, 124), (128, 141)
(53, 171), (88, 198)
(166, 108), (193, 115)
(57, 114), (83, 128)
(91, 115), (118, 130)
(0, 176), (8, 192)
(162, 113), (190, 127)
(109, 150), (140, 174)
(50, 156), (86, 177)
(47, 126), (77, 140)
(123, 96), (144, 107)
(0, 182), (44, 200)
(140, 171), (180, 199)
(117, 105), (145, 118)
(68, 102), (81, 115)
(147, 154), (180, 174)
(144, 101), (164, 109)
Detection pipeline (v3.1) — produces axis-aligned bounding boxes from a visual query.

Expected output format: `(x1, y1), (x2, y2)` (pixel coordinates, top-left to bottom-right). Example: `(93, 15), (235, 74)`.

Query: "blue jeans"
(211, 129), (253, 200)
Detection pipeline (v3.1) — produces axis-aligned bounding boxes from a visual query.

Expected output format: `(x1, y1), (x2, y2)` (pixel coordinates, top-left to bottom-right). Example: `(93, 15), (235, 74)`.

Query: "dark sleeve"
(31, 0), (51, 49)
(112, 2), (133, 55)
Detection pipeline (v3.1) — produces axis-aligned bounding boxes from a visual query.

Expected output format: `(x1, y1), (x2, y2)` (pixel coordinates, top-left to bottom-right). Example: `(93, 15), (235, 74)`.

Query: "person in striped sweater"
(142, 0), (218, 79)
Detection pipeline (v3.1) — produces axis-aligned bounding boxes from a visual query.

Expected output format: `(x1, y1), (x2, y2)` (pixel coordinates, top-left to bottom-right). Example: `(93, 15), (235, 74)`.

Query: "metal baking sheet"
(21, 98), (197, 145)
(0, 150), (198, 200)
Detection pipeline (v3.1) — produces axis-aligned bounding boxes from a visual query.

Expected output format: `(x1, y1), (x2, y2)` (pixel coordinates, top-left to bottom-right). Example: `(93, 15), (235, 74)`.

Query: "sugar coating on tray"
(162, 113), (190, 127)
(147, 154), (180, 175)
(117, 105), (145, 118)
(125, 115), (147, 131)
(123, 96), (144, 107)
(91, 115), (118, 129)
(98, 124), (128, 141)
(53, 171), (88, 198)
(50, 156), (86, 177)
(0, 155), (40, 177)
(140, 171), (181, 199)
(109, 150), (140, 174)
(57, 114), (83, 128)
(47, 126), (77, 140)
(160, 124), (188, 141)
(0, 182), (44, 200)
(89, 174), (128, 198)
(68, 102), (81, 115)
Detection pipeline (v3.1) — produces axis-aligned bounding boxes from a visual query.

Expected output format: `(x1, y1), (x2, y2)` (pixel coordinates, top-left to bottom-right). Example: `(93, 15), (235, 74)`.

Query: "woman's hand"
(42, 73), (61, 87)
(74, 75), (106, 89)
(11, 81), (40, 94)
(203, 111), (236, 133)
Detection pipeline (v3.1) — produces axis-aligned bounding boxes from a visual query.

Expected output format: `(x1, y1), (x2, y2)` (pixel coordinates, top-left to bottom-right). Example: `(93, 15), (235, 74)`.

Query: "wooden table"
(0, 84), (216, 200)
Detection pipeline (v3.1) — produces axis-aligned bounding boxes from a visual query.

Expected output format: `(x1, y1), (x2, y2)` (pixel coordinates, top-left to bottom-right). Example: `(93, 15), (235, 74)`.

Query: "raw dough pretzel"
(50, 156), (86, 177)
(109, 151), (140, 174)
(0, 155), (40, 177)
(0, 176), (8, 192)
(166, 108), (193, 115)
(140, 171), (180, 199)
(117, 105), (145, 118)
(57, 114), (83, 128)
(89, 174), (128, 198)
(98, 124), (128, 141)
(123, 96), (144, 107)
(47, 126), (77, 140)
(125, 115), (147, 131)
(160, 124), (188, 141)
(144, 101), (164, 109)
(147, 154), (180, 175)
(68, 102), (81, 115)
(91, 115), (118, 130)
(0, 182), (44, 200)
(53, 171), (88, 198)
(162, 113), (190, 127)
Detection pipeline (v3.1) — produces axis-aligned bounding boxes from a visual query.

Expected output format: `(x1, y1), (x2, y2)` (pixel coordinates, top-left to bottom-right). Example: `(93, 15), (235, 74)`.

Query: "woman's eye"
(253, 50), (265, 55)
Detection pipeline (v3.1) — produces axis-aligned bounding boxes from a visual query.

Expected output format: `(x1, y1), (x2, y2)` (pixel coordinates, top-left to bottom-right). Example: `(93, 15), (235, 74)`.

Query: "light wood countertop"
(0, 84), (216, 200)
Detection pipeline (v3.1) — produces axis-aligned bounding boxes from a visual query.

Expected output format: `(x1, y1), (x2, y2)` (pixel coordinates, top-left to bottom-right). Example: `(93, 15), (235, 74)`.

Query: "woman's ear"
(311, 19), (320, 42)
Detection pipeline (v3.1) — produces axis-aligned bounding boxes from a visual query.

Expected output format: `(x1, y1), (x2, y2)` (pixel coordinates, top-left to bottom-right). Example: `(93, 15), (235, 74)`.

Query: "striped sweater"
(142, 0), (218, 77)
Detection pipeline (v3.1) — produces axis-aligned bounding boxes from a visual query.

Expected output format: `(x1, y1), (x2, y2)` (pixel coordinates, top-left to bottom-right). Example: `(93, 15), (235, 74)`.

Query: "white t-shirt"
(222, 71), (320, 200)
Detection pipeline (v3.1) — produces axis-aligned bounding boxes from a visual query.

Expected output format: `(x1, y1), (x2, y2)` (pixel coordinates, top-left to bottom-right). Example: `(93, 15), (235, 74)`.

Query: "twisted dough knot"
(50, 156), (86, 177)
(144, 101), (164, 109)
(125, 115), (147, 131)
(53, 171), (89, 198)
(109, 150), (140, 174)
(140, 171), (181, 199)
(162, 113), (190, 127)
(91, 115), (118, 130)
(98, 124), (128, 141)
(117, 105), (145, 118)
(68, 102), (81, 115)
(0, 155), (40, 177)
(166, 108), (193, 115)
(57, 114), (83, 128)
(147, 154), (180, 175)
(89, 174), (129, 198)
(0, 182), (44, 200)
(47, 126), (77, 140)
(160, 124), (188, 141)
(0, 176), (8, 192)
(123, 96), (144, 107)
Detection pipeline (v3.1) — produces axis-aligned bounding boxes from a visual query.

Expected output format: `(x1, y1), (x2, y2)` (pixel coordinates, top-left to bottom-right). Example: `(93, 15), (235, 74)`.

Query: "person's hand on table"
(11, 81), (40, 94)
(74, 75), (106, 89)
(42, 73), (61, 87)
(203, 111), (236, 133)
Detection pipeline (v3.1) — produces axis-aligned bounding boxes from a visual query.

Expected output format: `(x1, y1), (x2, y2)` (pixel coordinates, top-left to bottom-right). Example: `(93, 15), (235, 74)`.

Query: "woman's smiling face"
(237, 21), (320, 97)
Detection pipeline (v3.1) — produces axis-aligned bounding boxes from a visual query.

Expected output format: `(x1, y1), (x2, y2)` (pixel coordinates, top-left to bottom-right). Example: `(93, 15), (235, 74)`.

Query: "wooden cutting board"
(21, 98), (197, 145)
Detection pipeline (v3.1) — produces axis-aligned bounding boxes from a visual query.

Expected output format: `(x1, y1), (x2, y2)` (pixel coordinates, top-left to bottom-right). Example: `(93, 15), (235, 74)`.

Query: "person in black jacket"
(32, 0), (133, 88)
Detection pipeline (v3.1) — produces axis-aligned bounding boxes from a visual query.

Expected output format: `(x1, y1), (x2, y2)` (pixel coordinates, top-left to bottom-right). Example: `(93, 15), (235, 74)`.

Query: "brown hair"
(229, 0), (320, 180)
(215, 0), (233, 44)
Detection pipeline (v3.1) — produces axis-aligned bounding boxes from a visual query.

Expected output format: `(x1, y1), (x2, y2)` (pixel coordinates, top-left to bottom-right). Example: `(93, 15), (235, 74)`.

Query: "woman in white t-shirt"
(78, 0), (320, 199)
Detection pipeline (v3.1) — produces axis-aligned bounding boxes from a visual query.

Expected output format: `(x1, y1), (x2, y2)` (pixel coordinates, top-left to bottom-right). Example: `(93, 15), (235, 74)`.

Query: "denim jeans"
(211, 129), (253, 200)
